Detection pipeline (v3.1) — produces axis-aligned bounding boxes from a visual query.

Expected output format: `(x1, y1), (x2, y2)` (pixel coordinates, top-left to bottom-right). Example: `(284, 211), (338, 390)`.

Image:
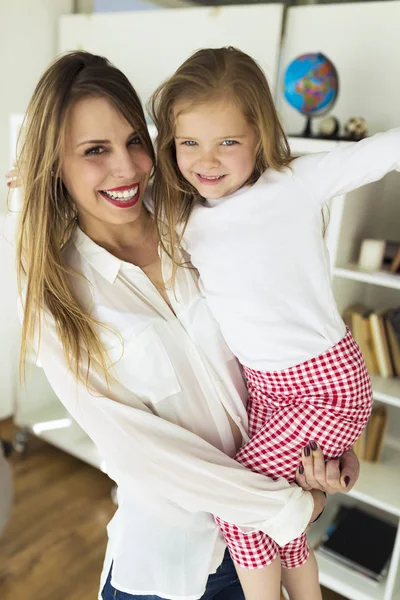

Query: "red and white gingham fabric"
(215, 328), (373, 569)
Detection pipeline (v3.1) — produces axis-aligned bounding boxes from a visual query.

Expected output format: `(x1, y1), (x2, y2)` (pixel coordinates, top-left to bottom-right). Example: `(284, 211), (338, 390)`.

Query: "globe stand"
(302, 116), (313, 138)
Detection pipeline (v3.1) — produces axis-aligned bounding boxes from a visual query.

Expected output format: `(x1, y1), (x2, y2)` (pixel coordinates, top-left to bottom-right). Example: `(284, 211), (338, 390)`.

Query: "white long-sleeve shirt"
(183, 128), (400, 372)
(22, 227), (313, 600)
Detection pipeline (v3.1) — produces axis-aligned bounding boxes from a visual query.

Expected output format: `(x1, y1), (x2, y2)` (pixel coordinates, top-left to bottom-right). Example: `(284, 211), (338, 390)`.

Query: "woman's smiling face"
(62, 95), (153, 234)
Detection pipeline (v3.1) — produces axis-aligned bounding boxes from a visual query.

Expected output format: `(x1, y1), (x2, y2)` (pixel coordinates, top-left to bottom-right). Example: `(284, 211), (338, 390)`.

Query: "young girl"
(150, 47), (400, 600)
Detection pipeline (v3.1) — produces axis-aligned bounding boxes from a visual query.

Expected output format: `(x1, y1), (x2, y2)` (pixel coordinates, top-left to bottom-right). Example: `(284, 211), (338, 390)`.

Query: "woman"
(12, 51), (359, 600)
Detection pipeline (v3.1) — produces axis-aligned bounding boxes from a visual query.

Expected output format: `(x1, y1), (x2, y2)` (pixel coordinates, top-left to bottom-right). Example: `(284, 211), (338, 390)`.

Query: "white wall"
(0, 0), (73, 210)
(0, 0), (73, 419)
(95, 0), (160, 11)
(59, 5), (285, 112)
(94, 0), (194, 9)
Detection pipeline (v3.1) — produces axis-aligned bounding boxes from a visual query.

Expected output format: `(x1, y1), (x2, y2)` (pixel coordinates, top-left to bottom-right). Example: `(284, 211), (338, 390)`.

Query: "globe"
(283, 52), (339, 136)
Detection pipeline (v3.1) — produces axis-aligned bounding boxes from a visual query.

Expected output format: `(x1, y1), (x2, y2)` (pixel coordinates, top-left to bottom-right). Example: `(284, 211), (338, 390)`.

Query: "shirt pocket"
(107, 326), (181, 405)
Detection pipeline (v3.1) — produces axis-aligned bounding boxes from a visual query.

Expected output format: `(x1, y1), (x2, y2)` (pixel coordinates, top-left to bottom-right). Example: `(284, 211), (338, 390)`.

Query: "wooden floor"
(0, 419), (115, 600)
(0, 418), (346, 600)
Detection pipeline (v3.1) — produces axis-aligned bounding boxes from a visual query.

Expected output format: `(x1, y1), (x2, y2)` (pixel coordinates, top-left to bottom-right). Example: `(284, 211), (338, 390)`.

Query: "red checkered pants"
(215, 329), (373, 569)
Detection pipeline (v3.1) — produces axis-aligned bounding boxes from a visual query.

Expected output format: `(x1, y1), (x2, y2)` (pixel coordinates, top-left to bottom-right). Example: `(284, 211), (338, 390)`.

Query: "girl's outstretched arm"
(292, 128), (400, 206)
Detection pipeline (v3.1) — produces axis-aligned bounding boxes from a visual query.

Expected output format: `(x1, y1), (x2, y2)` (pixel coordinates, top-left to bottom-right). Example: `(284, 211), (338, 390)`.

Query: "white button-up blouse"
(22, 226), (313, 600)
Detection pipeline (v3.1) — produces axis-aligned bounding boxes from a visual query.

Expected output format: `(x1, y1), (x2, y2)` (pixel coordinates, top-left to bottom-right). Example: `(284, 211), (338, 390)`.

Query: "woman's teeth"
(103, 185), (138, 200)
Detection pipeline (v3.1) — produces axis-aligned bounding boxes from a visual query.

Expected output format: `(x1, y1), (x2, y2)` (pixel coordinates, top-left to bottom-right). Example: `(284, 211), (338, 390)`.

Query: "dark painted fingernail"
(344, 476), (350, 487)
(299, 465), (304, 474)
(304, 445), (310, 457)
(310, 441), (318, 451)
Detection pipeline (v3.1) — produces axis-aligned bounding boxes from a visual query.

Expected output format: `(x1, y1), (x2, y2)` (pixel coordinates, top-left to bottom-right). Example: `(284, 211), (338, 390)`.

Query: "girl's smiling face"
(174, 99), (258, 199)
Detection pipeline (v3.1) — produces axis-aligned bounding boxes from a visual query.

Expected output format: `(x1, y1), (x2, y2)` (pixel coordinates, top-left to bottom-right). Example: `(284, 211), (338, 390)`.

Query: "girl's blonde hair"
(17, 51), (155, 383)
(150, 46), (293, 275)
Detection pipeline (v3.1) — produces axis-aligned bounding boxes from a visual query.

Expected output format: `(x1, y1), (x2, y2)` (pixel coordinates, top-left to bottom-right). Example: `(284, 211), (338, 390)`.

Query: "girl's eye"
(221, 140), (238, 146)
(182, 140), (197, 147)
(129, 135), (141, 146)
(85, 146), (105, 156)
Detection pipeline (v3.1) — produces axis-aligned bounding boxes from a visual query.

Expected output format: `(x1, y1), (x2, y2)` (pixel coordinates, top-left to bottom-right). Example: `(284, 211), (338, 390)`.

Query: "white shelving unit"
(289, 136), (400, 600)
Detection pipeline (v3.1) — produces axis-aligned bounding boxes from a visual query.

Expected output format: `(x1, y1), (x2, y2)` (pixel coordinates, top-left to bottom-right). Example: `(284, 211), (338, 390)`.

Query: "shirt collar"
(71, 227), (123, 284)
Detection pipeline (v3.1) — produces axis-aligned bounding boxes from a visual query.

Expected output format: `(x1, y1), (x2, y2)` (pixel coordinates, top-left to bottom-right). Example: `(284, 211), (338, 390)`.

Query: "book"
(383, 240), (400, 266)
(389, 247), (400, 274)
(374, 407), (388, 462)
(319, 506), (396, 582)
(352, 429), (367, 460)
(385, 309), (400, 376)
(318, 504), (350, 545)
(364, 405), (388, 462)
(369, 310), (394, 378)
(342, 304), (379, 375)
(387, 306), (400, 348)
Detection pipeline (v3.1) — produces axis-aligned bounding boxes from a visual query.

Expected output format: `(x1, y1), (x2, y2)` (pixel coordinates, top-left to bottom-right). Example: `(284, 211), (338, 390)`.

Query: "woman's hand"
(5, 167), (21, 189)
(295, 442), (360, 495)
(308, 489), (327, 525)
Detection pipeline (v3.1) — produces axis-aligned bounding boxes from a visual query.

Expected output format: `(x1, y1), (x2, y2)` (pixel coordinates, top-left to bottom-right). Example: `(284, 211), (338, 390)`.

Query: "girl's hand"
(295, 441), (360, 495)
(6, 167), (21, 189)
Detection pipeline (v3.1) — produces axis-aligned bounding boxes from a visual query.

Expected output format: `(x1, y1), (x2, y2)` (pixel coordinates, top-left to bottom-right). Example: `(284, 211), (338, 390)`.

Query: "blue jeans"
(102, 550), (244, 600)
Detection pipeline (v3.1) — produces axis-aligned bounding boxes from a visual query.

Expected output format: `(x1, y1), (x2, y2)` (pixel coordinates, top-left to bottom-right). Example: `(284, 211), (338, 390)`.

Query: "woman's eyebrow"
(77, 138), (109, 147)
(77, 131), (137, 148)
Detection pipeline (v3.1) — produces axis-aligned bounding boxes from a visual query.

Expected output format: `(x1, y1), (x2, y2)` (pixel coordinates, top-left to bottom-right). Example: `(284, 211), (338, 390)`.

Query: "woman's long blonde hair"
(17, 51), (155, 383)
(150, 46), (293, 276)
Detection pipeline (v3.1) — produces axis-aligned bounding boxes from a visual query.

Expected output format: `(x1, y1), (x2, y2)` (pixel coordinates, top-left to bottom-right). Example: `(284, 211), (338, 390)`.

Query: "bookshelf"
(288, 136), (400, 600)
